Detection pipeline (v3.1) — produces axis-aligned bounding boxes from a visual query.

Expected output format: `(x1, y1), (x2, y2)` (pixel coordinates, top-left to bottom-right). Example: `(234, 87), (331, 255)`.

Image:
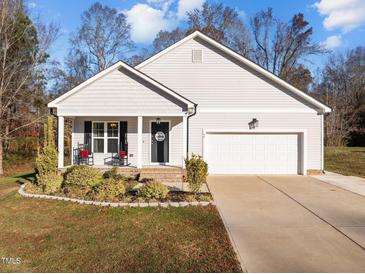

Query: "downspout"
(186, 104), (198, 157)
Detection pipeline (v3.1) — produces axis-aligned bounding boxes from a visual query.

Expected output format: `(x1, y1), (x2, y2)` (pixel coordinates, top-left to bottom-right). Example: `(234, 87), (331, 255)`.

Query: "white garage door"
(205, 133), (300, 174)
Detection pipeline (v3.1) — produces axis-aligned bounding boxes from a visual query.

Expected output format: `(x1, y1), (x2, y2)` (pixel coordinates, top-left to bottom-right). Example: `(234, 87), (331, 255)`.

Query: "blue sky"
(27, 0), (365, 74)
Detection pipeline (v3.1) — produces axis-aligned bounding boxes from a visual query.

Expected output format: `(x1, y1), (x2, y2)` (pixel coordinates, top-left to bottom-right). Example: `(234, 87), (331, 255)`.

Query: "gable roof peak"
(135, 30), (331, 113)
(48, 60), (194, 108)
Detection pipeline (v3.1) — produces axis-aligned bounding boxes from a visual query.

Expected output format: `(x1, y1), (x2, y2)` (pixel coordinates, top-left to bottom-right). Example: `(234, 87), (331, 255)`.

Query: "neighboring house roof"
(48, 61), (195, 109)
(136, 31), (331, 113)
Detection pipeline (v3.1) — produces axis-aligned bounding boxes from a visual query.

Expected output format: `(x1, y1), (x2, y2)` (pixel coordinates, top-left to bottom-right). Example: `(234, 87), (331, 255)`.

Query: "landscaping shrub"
(185, 154), (208, 193)
(93, 178), (126, 202)
(102, 168), (138, 191)
(36, 117), (58, 176)
(24, 182), (42, 194)
(138, 181), (169, 200)
(39, 173), (63, 194)
(102, 167), (121, 179)
(35, 116), (58, 192)
(63, 165), (102, 190)
(123, 180), (138, 192)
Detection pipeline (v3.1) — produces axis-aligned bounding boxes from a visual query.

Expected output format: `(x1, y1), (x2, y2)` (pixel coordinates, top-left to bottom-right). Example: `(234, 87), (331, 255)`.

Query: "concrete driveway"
(208, 175), (365, 272)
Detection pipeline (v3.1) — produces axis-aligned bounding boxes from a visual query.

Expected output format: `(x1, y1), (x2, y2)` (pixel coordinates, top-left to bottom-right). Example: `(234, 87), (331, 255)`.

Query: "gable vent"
(192, 49), (202, 63)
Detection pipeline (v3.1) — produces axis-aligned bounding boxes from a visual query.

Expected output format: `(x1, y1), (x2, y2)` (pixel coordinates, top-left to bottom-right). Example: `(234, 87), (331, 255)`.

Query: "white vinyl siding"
(56, 69), (184, 116)
(140, 38), (317, 111)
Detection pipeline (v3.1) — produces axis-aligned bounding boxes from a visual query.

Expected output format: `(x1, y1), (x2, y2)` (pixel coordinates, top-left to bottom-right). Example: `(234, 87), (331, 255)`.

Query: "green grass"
(0, 174), (241, 273)
(325, 147), (365, 178)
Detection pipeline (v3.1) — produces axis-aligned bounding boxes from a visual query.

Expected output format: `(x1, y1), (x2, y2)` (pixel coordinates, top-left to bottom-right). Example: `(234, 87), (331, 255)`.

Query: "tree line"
(0, 0), (364, 175)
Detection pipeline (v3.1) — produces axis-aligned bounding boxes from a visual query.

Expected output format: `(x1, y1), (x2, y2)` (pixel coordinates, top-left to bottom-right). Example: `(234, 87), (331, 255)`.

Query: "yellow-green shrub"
(35, 116), (59, 192)
(63, 165), (102, 190)
(93, 178), (126, 202)
(138, 181), (169, 200)
(39, 173), (63, 194)
(185, 154), (208, 194)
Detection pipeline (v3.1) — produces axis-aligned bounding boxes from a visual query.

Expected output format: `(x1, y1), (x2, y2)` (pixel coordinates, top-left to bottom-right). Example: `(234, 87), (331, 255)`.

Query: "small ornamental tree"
(35, 116), (59, 191)
(185, 154), (208, 194)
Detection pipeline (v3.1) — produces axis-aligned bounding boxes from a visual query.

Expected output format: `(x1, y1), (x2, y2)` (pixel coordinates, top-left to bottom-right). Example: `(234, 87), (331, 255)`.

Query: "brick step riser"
(140, 175), (183, 183)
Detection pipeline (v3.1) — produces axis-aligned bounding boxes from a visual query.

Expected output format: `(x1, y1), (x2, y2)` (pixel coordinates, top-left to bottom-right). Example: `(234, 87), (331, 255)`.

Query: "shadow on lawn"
(14, 171), (36, 184)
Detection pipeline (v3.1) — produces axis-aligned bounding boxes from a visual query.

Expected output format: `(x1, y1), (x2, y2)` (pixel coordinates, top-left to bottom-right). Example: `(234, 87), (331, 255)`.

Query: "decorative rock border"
(18, 184), (215, 208)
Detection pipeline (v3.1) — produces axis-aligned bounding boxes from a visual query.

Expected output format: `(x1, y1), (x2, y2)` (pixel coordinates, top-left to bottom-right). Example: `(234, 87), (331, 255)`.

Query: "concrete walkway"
(312, 171), (365, 196)
(208, 175), (365, 272)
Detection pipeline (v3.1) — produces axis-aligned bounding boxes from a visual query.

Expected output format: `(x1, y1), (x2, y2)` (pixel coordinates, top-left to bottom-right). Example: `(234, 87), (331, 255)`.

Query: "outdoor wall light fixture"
(249, 118), (259, 129)
(156, 117), (161, 124)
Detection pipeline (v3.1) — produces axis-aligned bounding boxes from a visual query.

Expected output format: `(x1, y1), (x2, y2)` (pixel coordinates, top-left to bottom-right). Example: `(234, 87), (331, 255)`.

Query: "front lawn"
(325, 146), (365, 178)
(0, 175), (241, 273)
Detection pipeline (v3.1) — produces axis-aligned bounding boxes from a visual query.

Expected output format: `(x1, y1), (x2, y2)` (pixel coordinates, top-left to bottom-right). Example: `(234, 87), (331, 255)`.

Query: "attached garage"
(203, 130), (306, 175)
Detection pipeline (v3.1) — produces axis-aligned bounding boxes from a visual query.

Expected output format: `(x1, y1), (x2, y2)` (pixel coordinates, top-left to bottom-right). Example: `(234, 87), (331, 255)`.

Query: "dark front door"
(151, 122), (169, 163)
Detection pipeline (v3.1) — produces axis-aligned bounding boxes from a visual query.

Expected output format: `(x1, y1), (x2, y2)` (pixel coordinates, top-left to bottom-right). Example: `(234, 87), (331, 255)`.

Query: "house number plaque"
(155, 131), (165, 142)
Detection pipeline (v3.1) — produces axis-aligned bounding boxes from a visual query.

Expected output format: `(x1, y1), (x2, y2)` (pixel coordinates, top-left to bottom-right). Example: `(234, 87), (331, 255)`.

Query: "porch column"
(182, 115), (187, 167)
(137, 116), (143, 168)
(70, 118), (74, 165)
(58, 116), (64, 168)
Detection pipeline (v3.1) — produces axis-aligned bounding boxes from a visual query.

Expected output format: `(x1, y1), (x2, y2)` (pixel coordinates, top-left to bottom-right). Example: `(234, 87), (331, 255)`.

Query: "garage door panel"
(205, 133), (299, 175)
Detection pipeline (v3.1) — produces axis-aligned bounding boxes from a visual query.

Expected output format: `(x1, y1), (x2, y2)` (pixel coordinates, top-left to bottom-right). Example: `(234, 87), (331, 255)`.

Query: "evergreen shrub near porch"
(35, 116), (63, 194)
(185, 154), (208, 194)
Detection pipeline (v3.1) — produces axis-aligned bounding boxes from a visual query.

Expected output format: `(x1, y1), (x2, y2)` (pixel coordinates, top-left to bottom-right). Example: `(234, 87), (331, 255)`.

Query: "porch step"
(116, 167), (185, 184)
(140, 168), (184, 184)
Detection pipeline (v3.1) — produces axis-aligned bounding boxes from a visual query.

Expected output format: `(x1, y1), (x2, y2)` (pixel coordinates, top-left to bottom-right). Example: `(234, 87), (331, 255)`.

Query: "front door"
(151, 122), (169, 163)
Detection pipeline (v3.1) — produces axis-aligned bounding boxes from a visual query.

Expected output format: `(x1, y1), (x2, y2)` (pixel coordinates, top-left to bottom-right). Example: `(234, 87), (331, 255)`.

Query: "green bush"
(63, 165), (102, 190)
(185, 154), (208, 194)
(138, 181), (169, 200)
(38, 173), (63, 194)
(123, 180), (138, 192)
(24, 182), (42, 194)
(102, 167), (138, 191)
(93, 178), (126, 202)
(102, 167), (120, 179)
(36, 116), (58, 177)
(35, 116), (59, 192)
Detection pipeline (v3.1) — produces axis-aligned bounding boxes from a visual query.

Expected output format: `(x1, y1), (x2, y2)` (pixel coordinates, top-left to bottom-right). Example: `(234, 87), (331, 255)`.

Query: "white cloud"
(177, 0), (204, 20)
(125, 0), (205, 44)
(125, 3), (177, 44)
(27, 2), (37, 9)
(322, 35), (342, 49)
(314, 0), (365, 32)
(237, 9), (246, 19)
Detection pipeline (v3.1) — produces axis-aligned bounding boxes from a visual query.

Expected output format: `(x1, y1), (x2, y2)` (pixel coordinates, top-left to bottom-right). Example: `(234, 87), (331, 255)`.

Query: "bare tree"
(152, 28), (186, 54)
(186, 2), (252, 57)
(146, 3), (252, 60)
(313, 48), (365, 146)
(0, 0), (59, 175)
(251, 9), (323, 86)
(69, 2), (134, 74)
(285, 65), (313, 92)
(127, 48), (152, 67)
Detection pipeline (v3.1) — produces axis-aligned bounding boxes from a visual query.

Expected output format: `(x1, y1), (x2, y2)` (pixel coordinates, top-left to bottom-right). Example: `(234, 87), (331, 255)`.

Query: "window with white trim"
(93, 122), (104, 153)
(92, 122), (119, 153)
(107, 122), (119, 153)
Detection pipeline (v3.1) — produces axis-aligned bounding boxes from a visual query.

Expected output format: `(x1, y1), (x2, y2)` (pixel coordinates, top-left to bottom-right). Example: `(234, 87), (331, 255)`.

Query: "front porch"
(57, 115), (188, 170)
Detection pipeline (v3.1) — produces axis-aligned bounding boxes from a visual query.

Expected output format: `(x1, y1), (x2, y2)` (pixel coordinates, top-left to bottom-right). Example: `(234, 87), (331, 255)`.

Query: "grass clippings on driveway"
(325, 146), (365, 178)
(0, 176), (241, 273)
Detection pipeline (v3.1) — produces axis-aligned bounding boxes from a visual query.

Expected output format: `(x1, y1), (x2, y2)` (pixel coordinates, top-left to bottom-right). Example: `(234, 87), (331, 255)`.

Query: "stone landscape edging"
(18, 184), (214, 208)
